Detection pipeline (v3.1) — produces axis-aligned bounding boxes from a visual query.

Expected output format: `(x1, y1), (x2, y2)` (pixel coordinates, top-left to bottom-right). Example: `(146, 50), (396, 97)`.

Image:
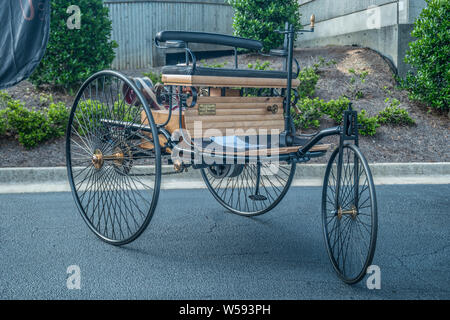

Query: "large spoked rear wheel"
(322, 143), (377, 284)
(201, 161), (296, 216)
(66, 70), (161, 245)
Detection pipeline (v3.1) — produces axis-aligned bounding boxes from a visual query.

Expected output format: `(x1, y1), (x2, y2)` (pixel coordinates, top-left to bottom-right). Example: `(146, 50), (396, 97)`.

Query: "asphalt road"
(0, 185), (449, 299)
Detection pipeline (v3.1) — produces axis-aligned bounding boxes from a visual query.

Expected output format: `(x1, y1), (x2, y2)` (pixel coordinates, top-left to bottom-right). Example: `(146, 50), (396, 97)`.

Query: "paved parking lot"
(0, 184), (449, 299)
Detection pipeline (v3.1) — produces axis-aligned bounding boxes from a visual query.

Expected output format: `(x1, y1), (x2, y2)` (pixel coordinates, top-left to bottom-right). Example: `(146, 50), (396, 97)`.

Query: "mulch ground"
(1, 46), (448, 167)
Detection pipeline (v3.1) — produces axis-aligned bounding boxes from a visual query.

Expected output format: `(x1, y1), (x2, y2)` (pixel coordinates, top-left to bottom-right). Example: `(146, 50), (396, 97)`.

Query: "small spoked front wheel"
(322, 143), (377, 284)
(66, 70), (161, 246)
(202, 161), (296, 216)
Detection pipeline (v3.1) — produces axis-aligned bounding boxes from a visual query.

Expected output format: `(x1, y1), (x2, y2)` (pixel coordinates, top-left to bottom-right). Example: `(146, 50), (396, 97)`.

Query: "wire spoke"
(322, 144), (376, 283)
(202, 161), (294, 215)
(67, 72), (159, 244)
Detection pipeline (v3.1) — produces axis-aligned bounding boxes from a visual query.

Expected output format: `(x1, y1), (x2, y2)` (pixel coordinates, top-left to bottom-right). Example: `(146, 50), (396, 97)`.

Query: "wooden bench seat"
(162, 74), (300, 88)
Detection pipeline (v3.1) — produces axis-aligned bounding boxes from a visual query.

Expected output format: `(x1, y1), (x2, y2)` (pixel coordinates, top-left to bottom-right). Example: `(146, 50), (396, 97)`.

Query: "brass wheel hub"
(337, 205), (358, 220)
(111, 147), (125, 167)
(92, 149), (104, 169)
(92, 147), (127, 170)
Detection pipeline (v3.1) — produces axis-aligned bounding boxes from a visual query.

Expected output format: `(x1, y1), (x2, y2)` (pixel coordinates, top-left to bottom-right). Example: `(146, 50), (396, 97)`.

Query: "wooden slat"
(186, 105), (284, 117)
(140, 110), (185, 151)
(186, 120), (284, 130)
(188, 103), (283, 111)
(185, 125), (283, 131)
(184, 114), (282, 122)
(223, 109), (279, 116)
(195, 96), (284, 104)
(209, 88), (240, 96)
(185, 95), (285, 139)
(149, 110), (185, 130)
(185, 126), (284, 132)
(162, 75), (300, 88)
(184, 127), (284, 138)
(188, 108), (279, 116)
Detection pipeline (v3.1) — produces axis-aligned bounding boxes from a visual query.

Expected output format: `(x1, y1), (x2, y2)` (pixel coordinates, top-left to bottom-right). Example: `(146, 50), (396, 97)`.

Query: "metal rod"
(298, 126), (341, 154)
(335, 135), (344, 211)
(284, 24), (294, 137)
(100, 119), (153, 132)
(282, 22), (289, 71)
(157, 85), (173, 128)
(254, 162), (261, 195)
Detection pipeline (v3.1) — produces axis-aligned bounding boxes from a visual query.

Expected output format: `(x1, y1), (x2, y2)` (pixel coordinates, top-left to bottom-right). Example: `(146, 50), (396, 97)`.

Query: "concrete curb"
(0, 163), (449, 193)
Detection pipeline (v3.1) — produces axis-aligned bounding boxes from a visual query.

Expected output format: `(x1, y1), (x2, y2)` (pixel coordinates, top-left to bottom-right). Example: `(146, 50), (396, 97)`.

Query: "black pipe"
(157, 85), (173, 128)
(298, 126), (341, 155)
(284, 24), (294, 137)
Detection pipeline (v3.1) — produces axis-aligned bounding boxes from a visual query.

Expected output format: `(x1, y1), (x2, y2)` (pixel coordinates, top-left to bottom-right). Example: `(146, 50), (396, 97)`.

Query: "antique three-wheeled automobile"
(66, 17), (377, 284)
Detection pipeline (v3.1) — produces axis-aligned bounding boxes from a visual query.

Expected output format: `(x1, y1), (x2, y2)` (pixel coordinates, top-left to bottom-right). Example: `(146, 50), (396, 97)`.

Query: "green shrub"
(312, 56), (337, 70)
(322, 96), (350, 123)
(248, 60), (271, 71)
(142, 71), (162, 84)
(30, 0), (117, 90)
(347, 69), (368, 99)
(349, 69), (368, 83)
(242, 61), (272, 97)
(0, 90), (12, 120)
(292, 97), (324, 129)
(403, 0), (449, 111)
(0, 110), (6, 136)
(228, 0), (301, 52)
(39, 93), (54, 107)
(297, 67), (320, 99)
(358, 110), (379, 136)
(5, 100), (52, 148)
(292, 95), (380, 135)
(47, 102), (70, 136)
(74, 99), (107, 136)
(378, 98), (415, 126)
(74, 98), (137, 136)
(292, 96), (352, 130)
(2, 98), (69, 147)
(0, 91), (11, 135)
(201, 60), (229, 69)
(0, 90), (11, 106)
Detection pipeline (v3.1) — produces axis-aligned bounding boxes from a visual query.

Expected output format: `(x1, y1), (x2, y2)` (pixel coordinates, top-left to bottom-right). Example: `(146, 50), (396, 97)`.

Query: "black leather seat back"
(162, 66), (287, 79)
(155, 31), (263, 51)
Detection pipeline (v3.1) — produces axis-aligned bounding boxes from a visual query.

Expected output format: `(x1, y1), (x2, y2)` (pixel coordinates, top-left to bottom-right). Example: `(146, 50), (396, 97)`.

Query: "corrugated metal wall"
(104, 0), (234, 70)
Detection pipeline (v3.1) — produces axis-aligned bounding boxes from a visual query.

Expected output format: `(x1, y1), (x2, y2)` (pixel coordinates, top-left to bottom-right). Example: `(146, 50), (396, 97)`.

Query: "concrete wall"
(297, 0), (427, 76)
(104, 0), (428, 73)
(104, 0), (234, 69)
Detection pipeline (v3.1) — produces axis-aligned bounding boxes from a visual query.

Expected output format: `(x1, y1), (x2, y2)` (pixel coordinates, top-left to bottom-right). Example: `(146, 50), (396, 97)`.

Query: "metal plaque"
(198, 104), (216, 115)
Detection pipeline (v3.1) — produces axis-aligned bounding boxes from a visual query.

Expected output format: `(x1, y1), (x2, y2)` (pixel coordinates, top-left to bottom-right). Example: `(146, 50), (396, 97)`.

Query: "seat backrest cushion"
(156, 31), (263, 51)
